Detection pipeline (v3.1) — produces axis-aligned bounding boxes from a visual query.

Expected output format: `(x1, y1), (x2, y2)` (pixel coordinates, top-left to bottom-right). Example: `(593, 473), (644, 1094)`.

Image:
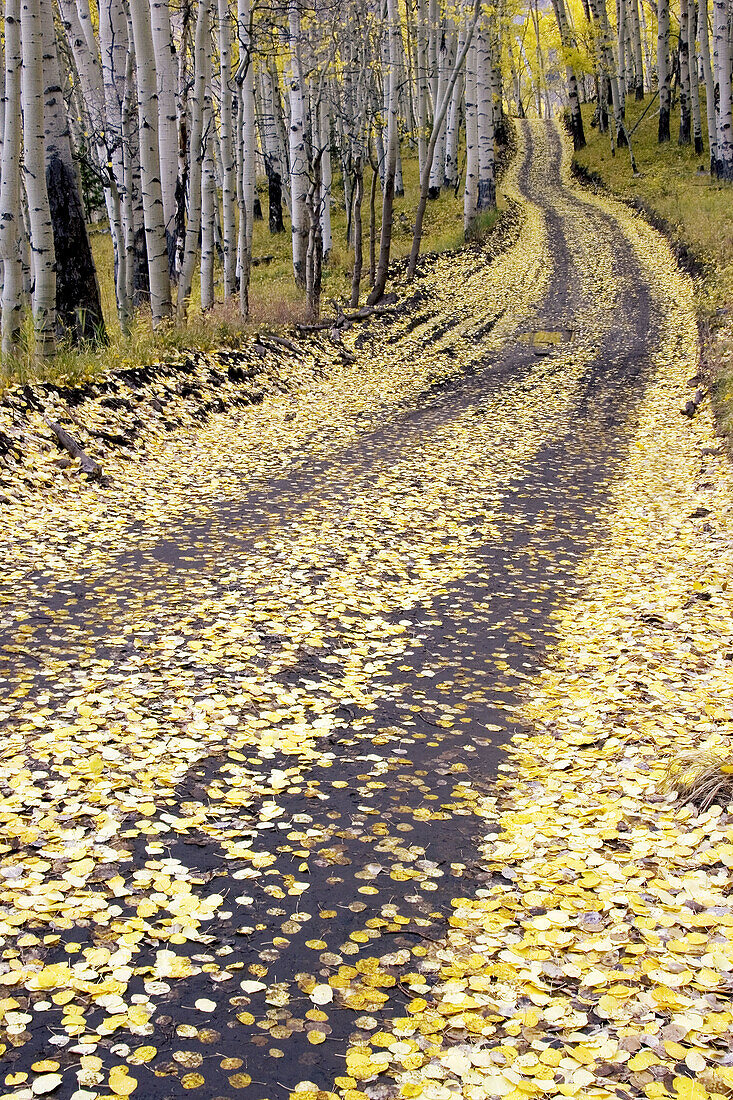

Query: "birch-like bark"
(0, 0), (23, 355)
(21, 0), (56, 357)
(678, 0), (692, 143)
(713, 0), (733, 177)
(463, 35), (479, 231)
(200, 137), (216, 311)
(238, 0), (256, 251)
(476, 18), (495, 211)
(444, 63), (463, 188)
(627, 0), (645, 97)
(177, 0), (210, 317)
(259, 64), (285, 233)
(367, 0), (401, 305)
(698, 0), (717, 169)
(217, 0), (237, 297)
(688, 0), (703, 153)
(129, 0), (172, 322)
(150, 0), (178, 257)
(287, 3), (308, 286)
(428, 22), (454, 197)
(657, 0), (671, 141)
(319, 97), (333, 259)
(41, 0), (106, 342)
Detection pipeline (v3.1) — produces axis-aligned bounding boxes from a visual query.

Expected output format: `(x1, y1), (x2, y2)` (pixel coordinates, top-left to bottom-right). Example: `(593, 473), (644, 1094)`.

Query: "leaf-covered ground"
(0, 122), (730, 1100)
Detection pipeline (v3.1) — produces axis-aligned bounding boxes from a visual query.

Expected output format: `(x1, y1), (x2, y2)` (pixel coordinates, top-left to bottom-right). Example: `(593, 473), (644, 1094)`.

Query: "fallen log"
(47, 421), (103, 479)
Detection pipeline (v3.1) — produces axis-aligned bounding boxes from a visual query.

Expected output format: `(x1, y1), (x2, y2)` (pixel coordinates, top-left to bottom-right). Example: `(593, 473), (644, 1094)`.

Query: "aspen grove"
(0, 0), (732, 360)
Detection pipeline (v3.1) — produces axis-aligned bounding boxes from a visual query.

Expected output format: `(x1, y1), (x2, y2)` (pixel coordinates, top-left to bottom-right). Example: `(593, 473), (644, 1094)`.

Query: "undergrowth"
(2, 150), (505, 394)
(574, 99), (733, 446)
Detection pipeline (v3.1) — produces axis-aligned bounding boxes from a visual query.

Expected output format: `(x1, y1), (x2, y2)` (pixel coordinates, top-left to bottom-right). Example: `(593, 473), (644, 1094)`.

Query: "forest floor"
(574, 99), (733, 447)
(0, 120), (732, 1100)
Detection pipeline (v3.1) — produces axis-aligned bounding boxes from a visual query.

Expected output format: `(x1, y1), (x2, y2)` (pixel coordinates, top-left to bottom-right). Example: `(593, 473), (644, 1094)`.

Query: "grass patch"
(663, 749), (733, 811)
(2, 150), (504, 394)
(574, 99), (733, 446)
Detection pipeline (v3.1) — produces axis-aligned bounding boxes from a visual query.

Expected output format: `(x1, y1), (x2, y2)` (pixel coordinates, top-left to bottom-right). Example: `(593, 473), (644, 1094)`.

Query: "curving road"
(0, 122), (677, 1100)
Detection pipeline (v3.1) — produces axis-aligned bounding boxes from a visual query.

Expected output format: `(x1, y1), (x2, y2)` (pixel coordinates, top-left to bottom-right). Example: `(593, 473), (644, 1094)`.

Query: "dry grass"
(574, 99), (733, 448)
(663, 748), (733, 811)
(1, 150), (483, 393)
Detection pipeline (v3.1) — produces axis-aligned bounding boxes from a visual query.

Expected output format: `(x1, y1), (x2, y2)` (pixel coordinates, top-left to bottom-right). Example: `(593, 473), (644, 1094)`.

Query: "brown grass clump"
(663, 748), (733, 811)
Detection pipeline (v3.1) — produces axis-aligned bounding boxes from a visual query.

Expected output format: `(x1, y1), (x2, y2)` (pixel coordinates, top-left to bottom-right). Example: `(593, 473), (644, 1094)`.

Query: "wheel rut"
(0, 121), (665, 1100)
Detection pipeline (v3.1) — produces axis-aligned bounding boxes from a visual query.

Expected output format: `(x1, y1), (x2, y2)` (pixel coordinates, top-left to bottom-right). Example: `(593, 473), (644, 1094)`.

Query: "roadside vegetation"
(1, 157), (500, 395)
(574, 99), (733, 445)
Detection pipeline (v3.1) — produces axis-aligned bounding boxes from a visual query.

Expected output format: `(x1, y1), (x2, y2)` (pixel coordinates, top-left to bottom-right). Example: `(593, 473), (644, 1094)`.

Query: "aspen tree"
(476, 16), (495, 211)
(129, 0), (172, 322)
(408, 0), (482, 279)
(678, 0), (692, 144)
(40, 0), (106, 343)
(21, 0), (56, 357)
(0, 0), (23, 355)
(368, 0), (402, 305)
(688, 0), (703, 154)
(177, 0), (210, 318)
(657, 0), (671, 141)
(150, 0), (178, 259)
(627, 0), (645, 98)
(713, 0), (733, 177)
(551, 0), (586, 149)
(319, 97), (333, 259)
(217, 0), (237, 297)
(259, 65), (285, 233)
(697, 0), (717, 170)
(238, 0), (256, 256)
(200, 140), (216, 311)
(464, 35), (479, 232)
(287, 2), (308, 287)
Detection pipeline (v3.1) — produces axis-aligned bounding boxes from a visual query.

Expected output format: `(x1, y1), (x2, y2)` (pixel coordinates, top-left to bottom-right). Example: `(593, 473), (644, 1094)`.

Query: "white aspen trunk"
(259, 64), (285, 232)
(678, 0), (692, 143)
(0, 29), (5, 176)
(368, 0), (401, 305)
(21, 0), (56, 357)
(287, 2), (308, 286)
(319, 96), (332, 259)
(428, 22), (453, 196)
(713, 0), (733, 177)
(627, 0), (645, 97)
(698, 0), (718, 169)
(150, 0), (178, 254)
(269, 58), (292, 214)
(657, 0), (671, 140)
(463, 35), (478, 231)
(99, 0), (130, 283)
(58, 0), (128, 325)
(41, 0), (106, 342)
(177, 0), (210, 317)
(617, 0), (627, 92)
(444, 62), (463, 189)
(200, 137), (216, 310)
(476, 19), (495, 212)
(129, 0), (172, 322)
(688, 0), (703, 153)
(416, 0), (430, 176)
(637, 0), (654, 81)
(0, 0), (23, 355)
(217, 0), (237, 297)
(238, 0), (256, 256)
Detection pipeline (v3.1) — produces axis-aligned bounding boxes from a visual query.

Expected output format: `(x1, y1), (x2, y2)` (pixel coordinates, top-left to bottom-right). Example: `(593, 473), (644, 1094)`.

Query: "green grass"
(1, 152), (482, 393)
(573, 98), (733, 444)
